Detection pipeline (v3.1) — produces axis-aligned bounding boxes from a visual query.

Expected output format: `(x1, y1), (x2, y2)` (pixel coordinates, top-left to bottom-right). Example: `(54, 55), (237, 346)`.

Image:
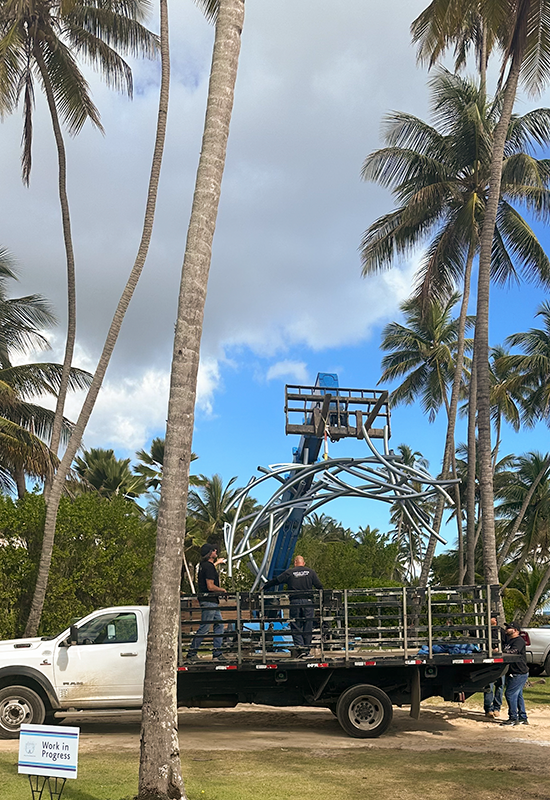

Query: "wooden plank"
(363, 390), (389, 432)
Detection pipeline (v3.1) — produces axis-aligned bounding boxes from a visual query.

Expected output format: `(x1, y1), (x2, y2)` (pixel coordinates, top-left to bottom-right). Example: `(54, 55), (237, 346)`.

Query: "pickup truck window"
(74, 612), (138, 645)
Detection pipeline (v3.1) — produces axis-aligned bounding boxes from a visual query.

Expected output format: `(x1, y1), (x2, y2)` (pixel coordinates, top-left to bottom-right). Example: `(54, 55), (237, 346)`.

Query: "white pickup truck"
(521, 627), (550, 675)
(0, 606), (147, 738)
(0, 587), (519, 740)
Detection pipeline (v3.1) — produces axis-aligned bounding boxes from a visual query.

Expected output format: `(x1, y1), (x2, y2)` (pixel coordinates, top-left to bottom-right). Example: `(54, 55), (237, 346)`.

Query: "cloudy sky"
(1, 0), (549, 537)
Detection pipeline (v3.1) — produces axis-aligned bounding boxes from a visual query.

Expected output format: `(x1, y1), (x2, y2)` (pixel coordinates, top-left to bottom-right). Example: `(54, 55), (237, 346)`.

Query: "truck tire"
(335, 684), (393, 739)
(0, 686), (46, 739)
(545, 654), (550, 677)
(529, 664), (544, 677)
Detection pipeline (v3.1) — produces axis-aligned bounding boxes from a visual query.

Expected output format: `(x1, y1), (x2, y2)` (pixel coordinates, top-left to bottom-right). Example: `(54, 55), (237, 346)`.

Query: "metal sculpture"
(224, 409), (457, 591)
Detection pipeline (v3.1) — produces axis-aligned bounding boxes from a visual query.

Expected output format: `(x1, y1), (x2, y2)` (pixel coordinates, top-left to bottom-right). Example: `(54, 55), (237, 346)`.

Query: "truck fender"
(0, 666), (60, 711)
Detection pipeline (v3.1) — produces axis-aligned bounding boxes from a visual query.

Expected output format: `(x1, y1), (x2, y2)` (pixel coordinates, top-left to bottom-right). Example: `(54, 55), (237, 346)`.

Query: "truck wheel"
(336, 684), (393, 739)
(545, 654), (550, 677)
(0, 686), (46, 739)
(529, 664), (543, 677)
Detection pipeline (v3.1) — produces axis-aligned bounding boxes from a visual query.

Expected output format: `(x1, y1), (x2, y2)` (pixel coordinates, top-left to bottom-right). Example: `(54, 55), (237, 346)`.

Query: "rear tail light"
(521, 632), (530, 645)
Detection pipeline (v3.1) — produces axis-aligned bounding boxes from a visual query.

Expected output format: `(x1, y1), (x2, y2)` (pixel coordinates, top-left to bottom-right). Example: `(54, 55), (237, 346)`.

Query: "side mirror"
(69, 624), (79, 646)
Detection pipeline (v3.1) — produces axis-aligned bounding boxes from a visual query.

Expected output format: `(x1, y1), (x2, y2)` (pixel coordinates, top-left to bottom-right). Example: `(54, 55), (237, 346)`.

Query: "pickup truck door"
(52, 610), (146, 707)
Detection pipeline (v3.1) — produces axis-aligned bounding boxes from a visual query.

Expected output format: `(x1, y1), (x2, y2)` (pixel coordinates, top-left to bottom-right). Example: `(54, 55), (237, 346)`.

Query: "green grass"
(2, 746), (550, 800)
(1, 681), (549, 800)
(464, 674), (550, 710)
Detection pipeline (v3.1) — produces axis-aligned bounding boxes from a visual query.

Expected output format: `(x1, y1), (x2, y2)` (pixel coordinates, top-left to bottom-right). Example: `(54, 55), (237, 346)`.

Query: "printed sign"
(18, 724), (79, 779)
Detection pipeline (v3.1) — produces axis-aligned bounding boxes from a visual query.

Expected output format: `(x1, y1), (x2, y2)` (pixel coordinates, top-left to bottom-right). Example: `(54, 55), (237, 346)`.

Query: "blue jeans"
(505, 673), (529, 721)
(188, 602), (224, 658)
(484, 677), (504, 712)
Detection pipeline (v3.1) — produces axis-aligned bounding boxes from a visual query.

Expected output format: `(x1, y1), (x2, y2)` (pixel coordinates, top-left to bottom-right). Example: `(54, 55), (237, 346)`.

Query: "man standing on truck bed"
(187, 543), (228, 662)
(262, 556), (323, 658)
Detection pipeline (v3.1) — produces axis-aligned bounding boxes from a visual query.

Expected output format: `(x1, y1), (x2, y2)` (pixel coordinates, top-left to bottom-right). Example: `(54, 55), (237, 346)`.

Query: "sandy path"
(2, 702), (550, 762)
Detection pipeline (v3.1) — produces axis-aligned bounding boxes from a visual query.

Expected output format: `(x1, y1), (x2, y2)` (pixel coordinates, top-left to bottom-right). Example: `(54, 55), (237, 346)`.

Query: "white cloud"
(62, 369), (170, 455)
(0, 0), (455, 446)
(196, 358), (221, 416)
(266, 360), (309, 384)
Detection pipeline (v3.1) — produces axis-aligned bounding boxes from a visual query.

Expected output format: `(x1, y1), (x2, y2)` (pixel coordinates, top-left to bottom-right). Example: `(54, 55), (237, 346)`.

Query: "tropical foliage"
(0, 492), (156, 639)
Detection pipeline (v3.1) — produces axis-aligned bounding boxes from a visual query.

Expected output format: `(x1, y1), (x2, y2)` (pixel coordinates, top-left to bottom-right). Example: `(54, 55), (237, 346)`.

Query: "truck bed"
(178, 584), (509, 668)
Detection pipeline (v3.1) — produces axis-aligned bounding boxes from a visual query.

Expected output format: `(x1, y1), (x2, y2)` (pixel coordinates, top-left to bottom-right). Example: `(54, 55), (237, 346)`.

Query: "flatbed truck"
(0, 584), (516, 739)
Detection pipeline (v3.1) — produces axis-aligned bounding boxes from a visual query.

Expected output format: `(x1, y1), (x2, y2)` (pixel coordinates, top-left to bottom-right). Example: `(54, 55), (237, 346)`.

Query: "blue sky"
(2, 1), (550, 555)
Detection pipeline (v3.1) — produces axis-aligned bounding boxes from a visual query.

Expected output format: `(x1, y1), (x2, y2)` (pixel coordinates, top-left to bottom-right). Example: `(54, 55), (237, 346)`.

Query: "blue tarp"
(417, 643), (481, 655)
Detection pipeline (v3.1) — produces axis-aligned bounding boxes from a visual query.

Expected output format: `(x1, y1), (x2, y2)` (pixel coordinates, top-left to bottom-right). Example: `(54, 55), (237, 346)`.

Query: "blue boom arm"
(266, 372), (338, 579)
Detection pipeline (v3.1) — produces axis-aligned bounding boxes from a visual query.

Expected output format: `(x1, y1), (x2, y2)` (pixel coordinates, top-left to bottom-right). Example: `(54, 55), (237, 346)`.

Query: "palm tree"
(488, 345), (524, 469)
(72, 448), (147, 501)
(301, 513), (353, 543)
(456, 443), (517, 582)
(389, 445), (432, 582)
(135, 438), (202, 491)
(379, 292), (472, 420)
(497, 452), (550, 592)
(188, 474), (245, 540)
(25, 0), (171, 639)
(362, 68), (550, 584)
(0, 0), (158, 478)
(503, 302), (550, 425)
(411, 0), (496, 93)
(138, 2), (243, 796)
(503, 561), (550, 627)
(411, 0), (550, 589)
(379, 293), (472, 583)
(0, 255), (91, 495)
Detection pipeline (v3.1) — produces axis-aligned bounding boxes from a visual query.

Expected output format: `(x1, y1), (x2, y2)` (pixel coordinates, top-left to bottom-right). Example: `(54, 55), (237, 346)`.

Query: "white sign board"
(18, 724), (79, 779)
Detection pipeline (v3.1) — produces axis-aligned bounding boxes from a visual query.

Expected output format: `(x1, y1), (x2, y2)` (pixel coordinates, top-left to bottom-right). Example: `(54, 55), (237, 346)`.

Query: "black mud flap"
(410, 666), (421, 720)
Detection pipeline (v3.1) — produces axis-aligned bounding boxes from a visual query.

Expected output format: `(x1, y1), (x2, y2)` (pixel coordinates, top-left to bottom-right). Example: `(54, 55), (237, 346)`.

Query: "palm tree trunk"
(418, 242), (475, 586)
(33, 48), (76, 479)
(476, 52), (522, 586)
(492, 413), (502, 473)
(466, 347), (477, 584)
(497, 457), (549, 570)
(479, 20), (487, 99)
(14, 465), (26, 499)
(138, 1), (244, 797)
(452, 450), (465, 584)
(23, 0), (171, 638)
(521, 561), (550, 627)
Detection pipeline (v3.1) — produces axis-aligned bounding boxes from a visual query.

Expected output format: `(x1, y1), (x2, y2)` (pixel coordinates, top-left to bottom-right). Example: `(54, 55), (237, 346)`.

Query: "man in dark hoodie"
(262, 556), (323, 657)
(501, 621), (529, 726)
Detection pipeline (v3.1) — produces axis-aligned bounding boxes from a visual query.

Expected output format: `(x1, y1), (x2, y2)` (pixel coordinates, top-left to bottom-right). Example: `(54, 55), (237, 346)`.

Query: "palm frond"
(37, 35), (102, 135)
(497, 200), (550, 286)
(193, 0), (219, 24)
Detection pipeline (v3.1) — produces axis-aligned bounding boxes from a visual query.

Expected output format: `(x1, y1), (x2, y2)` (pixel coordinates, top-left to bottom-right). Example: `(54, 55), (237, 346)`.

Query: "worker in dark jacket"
(501, 621), (529, 726)
(262, 556), (323, 657)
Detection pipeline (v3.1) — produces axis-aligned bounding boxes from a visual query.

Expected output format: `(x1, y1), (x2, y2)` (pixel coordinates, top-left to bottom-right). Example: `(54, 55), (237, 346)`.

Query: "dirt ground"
(2, 701), (550, 764)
